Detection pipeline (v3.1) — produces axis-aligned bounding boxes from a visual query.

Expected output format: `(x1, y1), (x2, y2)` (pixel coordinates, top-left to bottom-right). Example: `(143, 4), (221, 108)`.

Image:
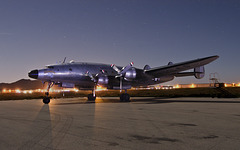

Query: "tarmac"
(1, 97), (240, 150)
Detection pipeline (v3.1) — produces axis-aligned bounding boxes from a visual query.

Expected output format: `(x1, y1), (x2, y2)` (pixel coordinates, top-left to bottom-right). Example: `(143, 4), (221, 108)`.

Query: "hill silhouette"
(0, 79), (47, 90)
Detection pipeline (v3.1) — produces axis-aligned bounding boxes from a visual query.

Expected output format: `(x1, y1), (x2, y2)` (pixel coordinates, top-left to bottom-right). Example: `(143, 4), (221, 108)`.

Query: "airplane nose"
(28, 70), (38, 79)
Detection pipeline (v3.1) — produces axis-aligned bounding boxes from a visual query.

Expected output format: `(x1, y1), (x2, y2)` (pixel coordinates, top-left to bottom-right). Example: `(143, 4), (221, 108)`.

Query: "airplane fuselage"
(30, 62), (173, 90)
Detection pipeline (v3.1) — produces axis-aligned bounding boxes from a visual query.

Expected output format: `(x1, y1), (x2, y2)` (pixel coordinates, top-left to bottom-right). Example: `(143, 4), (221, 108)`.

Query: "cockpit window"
(47, 66), (54, 69)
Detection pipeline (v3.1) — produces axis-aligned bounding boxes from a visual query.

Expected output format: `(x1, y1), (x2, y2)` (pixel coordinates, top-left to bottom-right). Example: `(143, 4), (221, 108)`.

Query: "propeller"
(86, 71), (97, 83)
(111, 62), (134, 92)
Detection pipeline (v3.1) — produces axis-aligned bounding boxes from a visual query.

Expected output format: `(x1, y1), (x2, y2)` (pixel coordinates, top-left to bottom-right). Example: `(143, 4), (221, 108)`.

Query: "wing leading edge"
(144, 55), (219, 77)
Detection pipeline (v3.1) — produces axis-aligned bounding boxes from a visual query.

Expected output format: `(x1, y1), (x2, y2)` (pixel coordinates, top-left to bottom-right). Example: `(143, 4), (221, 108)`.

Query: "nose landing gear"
(43, 82), (54, 104)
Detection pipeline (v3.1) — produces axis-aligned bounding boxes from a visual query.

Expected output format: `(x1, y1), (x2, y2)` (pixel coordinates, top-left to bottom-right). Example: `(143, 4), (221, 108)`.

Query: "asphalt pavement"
(1, 97), (240, 150)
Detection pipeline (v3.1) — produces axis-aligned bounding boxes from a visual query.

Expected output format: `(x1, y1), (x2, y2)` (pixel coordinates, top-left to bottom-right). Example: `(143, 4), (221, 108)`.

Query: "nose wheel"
(43, 96), (50, 104)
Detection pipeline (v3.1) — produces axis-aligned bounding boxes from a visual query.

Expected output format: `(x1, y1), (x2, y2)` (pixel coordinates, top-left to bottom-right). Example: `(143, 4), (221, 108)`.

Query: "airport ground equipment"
(209, 73), (238, 98)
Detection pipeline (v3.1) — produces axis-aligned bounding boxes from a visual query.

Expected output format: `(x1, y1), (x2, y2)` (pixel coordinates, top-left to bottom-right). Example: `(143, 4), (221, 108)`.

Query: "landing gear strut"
(120, 90), (130, 102)
(88, 86), (96, 101)
(43, 82), (54, 104)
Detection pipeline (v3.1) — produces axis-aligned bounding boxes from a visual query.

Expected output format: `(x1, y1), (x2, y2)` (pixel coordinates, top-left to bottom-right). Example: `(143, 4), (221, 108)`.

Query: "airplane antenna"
(63, 57), (67, 64)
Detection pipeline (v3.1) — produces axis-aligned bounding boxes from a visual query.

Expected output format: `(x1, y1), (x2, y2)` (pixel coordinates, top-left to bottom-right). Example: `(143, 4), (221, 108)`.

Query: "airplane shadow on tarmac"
(53, 97), (240, 105)
(18, 105), (54, 150)
(131, 97), (240, 104)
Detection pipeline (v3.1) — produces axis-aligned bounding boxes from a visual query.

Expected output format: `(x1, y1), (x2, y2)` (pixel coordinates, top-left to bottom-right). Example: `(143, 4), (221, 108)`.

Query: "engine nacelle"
(194, 66), (205, 79)
(124, 68), (136, 81)
(98, 76), (109, 85)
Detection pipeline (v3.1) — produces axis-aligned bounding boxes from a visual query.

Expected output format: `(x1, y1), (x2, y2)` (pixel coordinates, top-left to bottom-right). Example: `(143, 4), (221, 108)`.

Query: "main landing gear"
(88, 86), (96, 101)
(43, 82), (54, 104)
(120, 90), (130, 102)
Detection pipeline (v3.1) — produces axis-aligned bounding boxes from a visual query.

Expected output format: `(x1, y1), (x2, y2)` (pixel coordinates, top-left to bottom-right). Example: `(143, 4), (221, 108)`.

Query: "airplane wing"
(144, 55), (219, 77)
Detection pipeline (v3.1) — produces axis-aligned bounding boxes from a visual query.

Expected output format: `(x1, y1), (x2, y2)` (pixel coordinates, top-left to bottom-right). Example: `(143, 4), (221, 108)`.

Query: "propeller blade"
(111, 64), (121, 74)
(86, 71), (97, 83)
(120, 62), (134, 74)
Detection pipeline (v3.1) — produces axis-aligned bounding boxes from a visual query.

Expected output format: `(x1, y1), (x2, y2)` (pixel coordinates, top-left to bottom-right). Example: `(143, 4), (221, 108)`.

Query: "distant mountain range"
(0, 79), (49, 90)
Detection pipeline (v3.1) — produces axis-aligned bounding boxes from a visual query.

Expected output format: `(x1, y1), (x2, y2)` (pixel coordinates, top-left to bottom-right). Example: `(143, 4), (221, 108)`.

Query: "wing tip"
(208, 55), (219, 62)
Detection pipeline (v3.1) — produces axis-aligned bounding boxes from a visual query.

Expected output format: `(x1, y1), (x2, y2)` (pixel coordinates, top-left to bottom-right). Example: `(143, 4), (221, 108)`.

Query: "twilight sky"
(0, 0), (239, 84)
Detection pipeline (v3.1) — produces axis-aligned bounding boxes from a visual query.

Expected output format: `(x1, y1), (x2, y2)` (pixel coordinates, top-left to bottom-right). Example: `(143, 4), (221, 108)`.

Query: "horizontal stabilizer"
(175, 72), (195, 77)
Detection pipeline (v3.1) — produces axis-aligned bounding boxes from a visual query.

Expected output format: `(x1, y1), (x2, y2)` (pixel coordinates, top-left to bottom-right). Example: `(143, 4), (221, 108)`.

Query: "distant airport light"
(96, 86), (107, 91)
(15, 89), (21, 93)
(191, 84), (195, 88)
(175, 84), (180, 88)
(2, 89), (7, 93)
(74, 88), (79, 92)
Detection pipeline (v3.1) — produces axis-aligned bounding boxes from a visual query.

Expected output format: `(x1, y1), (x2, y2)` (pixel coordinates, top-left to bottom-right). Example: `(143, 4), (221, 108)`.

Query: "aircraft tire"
(88, 94), (96, 101)
(43, 97), (50, 104)
(120, 93), (130, 102)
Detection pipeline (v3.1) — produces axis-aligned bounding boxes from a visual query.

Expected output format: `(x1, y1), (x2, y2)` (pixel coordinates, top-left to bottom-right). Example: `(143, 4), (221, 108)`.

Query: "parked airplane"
(28, 55), (219, 104)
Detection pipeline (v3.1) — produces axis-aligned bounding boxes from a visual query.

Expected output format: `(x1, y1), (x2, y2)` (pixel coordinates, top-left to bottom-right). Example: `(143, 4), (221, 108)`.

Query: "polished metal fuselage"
(36, 62), (173, 89)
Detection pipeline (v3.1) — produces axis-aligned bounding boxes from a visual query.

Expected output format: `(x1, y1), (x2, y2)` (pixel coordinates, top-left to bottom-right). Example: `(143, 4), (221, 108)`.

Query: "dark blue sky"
(0, 0), (239, 84)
